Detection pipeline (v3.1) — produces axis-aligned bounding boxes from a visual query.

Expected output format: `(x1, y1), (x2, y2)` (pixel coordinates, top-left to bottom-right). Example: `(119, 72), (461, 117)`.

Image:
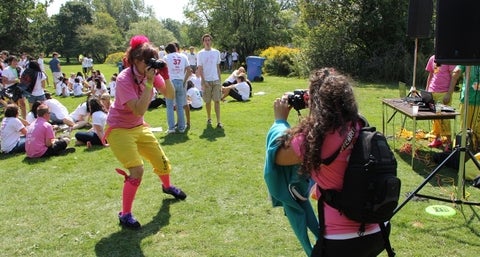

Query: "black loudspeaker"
(435, 0), (480, 65)
(407, 0), (433, 38)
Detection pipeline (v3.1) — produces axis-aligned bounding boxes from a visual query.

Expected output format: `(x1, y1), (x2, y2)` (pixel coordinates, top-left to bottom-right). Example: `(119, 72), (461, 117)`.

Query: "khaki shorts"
(202, 80), (221, 102)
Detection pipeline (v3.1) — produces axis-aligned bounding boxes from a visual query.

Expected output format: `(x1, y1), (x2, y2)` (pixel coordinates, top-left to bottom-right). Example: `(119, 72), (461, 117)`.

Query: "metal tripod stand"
(393, 66), (480, 215)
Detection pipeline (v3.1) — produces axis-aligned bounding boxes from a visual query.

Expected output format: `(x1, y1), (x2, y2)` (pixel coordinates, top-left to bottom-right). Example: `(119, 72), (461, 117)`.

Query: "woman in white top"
(74, 97), (107, 148)
(186, 80), (203, 110)
(1, 104), (28, 154)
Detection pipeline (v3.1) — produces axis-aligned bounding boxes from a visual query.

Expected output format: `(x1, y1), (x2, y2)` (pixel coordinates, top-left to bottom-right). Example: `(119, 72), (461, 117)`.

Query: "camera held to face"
(287, 89), (309, 111)
(146, 58), (166, 69)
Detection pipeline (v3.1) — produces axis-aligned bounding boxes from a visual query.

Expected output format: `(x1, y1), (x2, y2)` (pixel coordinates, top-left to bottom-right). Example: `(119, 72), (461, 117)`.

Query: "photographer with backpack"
(271, 68), (395, 257)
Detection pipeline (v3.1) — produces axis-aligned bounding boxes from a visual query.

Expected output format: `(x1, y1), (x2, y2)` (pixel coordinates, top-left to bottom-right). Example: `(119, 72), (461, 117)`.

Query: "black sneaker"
(162, 185), (187, 200)
(118, 212), (141, 230)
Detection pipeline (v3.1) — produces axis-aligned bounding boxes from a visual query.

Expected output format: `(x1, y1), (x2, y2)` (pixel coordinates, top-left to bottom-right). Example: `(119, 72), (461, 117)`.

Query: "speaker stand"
(393, 66), (480, 216)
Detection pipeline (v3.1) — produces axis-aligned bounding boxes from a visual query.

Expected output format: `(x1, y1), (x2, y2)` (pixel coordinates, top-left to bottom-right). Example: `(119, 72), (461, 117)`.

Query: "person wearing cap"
(159, 45), (166, 59)
(221, 72), (251, 102)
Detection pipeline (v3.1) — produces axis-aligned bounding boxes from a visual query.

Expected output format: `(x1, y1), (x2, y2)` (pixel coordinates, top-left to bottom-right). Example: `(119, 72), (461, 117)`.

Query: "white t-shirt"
(164, 52), (190, 80)
(91, 111), (107, 133)
(109, 81), (116, 97)
(31, 72), (46, 96)
(0, 117), (25, 153)
(187, 87), (203, 108)
(235, 81), (250, 101)
(82, 57), (89, 68)
(73, 82), (83, 96)
(37, 58), (45, 72)
(55, 81), (68, 96)
(26, 112), (35, 124)
(93, 82), (108, 97)
(2, 66), (19, 87)
(45, 98), (69, 120)
(70, 102), (88, 122)
(232, 51), (239, 61)
(187, 52), (197, 66)
(197, 48), (221, 81)
(189, 75), (202, 92)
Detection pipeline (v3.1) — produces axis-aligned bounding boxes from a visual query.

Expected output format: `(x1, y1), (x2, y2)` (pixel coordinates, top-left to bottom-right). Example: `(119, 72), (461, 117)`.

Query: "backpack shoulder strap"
(321, 120), (359, 165)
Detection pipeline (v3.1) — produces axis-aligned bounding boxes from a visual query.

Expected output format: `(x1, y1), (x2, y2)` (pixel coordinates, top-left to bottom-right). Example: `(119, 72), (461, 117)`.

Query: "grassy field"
(1, 63), (480, 257)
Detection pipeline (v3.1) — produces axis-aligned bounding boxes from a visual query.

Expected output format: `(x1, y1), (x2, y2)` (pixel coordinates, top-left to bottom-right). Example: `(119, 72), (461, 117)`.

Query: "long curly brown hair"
(285, 68), (359, 176)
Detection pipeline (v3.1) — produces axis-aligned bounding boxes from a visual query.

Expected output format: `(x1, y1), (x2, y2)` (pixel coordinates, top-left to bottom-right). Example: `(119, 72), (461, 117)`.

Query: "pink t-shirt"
(25, 117), (55, 158)
(107, 67), (151, 129)
(425, 55), (456, 92)
(291, 121), (379, 237)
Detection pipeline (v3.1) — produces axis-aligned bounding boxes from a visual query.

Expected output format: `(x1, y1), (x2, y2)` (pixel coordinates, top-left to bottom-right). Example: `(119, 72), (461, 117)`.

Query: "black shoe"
(118, 212), (141, 230)
(162, 185), (187, 200)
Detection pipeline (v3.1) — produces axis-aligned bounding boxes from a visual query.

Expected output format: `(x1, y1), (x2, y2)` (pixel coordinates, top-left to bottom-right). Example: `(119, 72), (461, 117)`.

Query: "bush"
(260, 46), (301, 77)
(104, 52), (125, 65)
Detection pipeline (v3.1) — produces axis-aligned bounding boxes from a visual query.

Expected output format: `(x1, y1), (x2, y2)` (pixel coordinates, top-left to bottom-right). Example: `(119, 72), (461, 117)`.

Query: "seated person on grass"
(187, 80), (203, 110)
(1, 104), (28, 154)
(221, 73), (251, 102)
(75, 97), (108, 148)
(25, 104), (74, 158)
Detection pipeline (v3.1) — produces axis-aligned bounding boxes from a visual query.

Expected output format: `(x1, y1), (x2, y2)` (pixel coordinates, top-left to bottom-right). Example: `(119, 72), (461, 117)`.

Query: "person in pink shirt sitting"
(273, 68), (388, 257)
(25, 104), (74, 158)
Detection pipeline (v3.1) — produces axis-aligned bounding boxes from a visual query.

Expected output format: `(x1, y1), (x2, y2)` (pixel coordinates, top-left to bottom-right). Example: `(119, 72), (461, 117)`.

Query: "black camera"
(287, 89), (309, 111)
(146, 58), (166, 69)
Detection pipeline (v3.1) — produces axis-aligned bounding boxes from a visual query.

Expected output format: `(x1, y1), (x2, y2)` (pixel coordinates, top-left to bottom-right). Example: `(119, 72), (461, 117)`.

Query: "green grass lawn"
(1, 63), (480, 256)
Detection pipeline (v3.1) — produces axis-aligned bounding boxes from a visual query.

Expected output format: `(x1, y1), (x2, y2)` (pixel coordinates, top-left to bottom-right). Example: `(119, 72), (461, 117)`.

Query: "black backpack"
(19, 68), (38, 93)
(317, 118), (400, 257)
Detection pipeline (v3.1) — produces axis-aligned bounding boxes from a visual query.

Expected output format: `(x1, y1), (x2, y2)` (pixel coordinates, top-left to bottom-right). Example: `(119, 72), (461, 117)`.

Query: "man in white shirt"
(187, 46), (197, 72)
(164, 43), (191, 133)
(197, 34), (223, 128)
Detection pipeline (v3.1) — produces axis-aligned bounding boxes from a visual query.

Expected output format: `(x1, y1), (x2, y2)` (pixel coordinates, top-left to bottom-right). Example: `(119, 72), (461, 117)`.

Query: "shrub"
(260, 46), (301, 77)
(104, 52), (125, 65)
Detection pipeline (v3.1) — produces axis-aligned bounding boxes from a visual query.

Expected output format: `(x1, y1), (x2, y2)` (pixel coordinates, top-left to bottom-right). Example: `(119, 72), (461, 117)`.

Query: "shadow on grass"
(199, 124), (226, 141)
(20, 149), (76, 164)
(95, 198), (178, 257)
(395, 147), (459, 187)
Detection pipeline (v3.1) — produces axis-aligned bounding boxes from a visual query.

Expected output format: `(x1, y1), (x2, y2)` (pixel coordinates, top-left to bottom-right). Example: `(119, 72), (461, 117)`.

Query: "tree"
(185, 0), (292, 62)
(54, 1), (93, 62)
(299, 0), (422, 82)
(126, 19), (177, 48)
(77, 12), (123, 63)
(0, 0), (37, 53)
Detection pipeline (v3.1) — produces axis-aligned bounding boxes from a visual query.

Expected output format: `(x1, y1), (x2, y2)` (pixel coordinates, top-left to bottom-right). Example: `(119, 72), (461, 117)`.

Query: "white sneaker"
(166, 129), (176, 134)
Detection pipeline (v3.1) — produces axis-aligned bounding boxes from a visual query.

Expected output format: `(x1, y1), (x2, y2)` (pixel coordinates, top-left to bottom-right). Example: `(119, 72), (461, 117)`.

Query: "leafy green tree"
(0, 0), (37, 53)
(53, 1), (93, 62)
(299, 0), (424, 82)
(77, 12), (123, 63)
(126, 19), (177, 48)
(185, 0), (291, 62)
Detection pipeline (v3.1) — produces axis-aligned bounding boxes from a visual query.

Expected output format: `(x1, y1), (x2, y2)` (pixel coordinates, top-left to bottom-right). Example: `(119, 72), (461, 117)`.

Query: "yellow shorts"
(107, 125), (171, 175)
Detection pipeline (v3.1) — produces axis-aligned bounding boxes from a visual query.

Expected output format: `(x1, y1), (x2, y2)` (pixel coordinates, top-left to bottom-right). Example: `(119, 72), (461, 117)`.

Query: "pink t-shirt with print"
(107, 67), (152, 129)
(291, 121), (379, 237)
(25, 117), (55, 158)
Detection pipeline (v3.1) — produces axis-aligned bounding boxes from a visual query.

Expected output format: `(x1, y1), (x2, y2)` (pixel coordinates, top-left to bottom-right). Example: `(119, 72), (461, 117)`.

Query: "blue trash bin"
(246, 56), (266, 82)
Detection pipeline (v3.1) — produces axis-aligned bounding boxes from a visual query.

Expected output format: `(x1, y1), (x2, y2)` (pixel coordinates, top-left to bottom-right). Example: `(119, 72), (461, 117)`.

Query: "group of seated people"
(55, 70), (117, 99)
(0, 92), (111, 158)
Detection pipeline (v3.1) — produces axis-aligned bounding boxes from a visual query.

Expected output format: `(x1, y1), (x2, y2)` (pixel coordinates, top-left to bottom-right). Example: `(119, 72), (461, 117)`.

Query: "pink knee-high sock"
(159, 174), (170, 188)
(122, 177), (141, 215)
